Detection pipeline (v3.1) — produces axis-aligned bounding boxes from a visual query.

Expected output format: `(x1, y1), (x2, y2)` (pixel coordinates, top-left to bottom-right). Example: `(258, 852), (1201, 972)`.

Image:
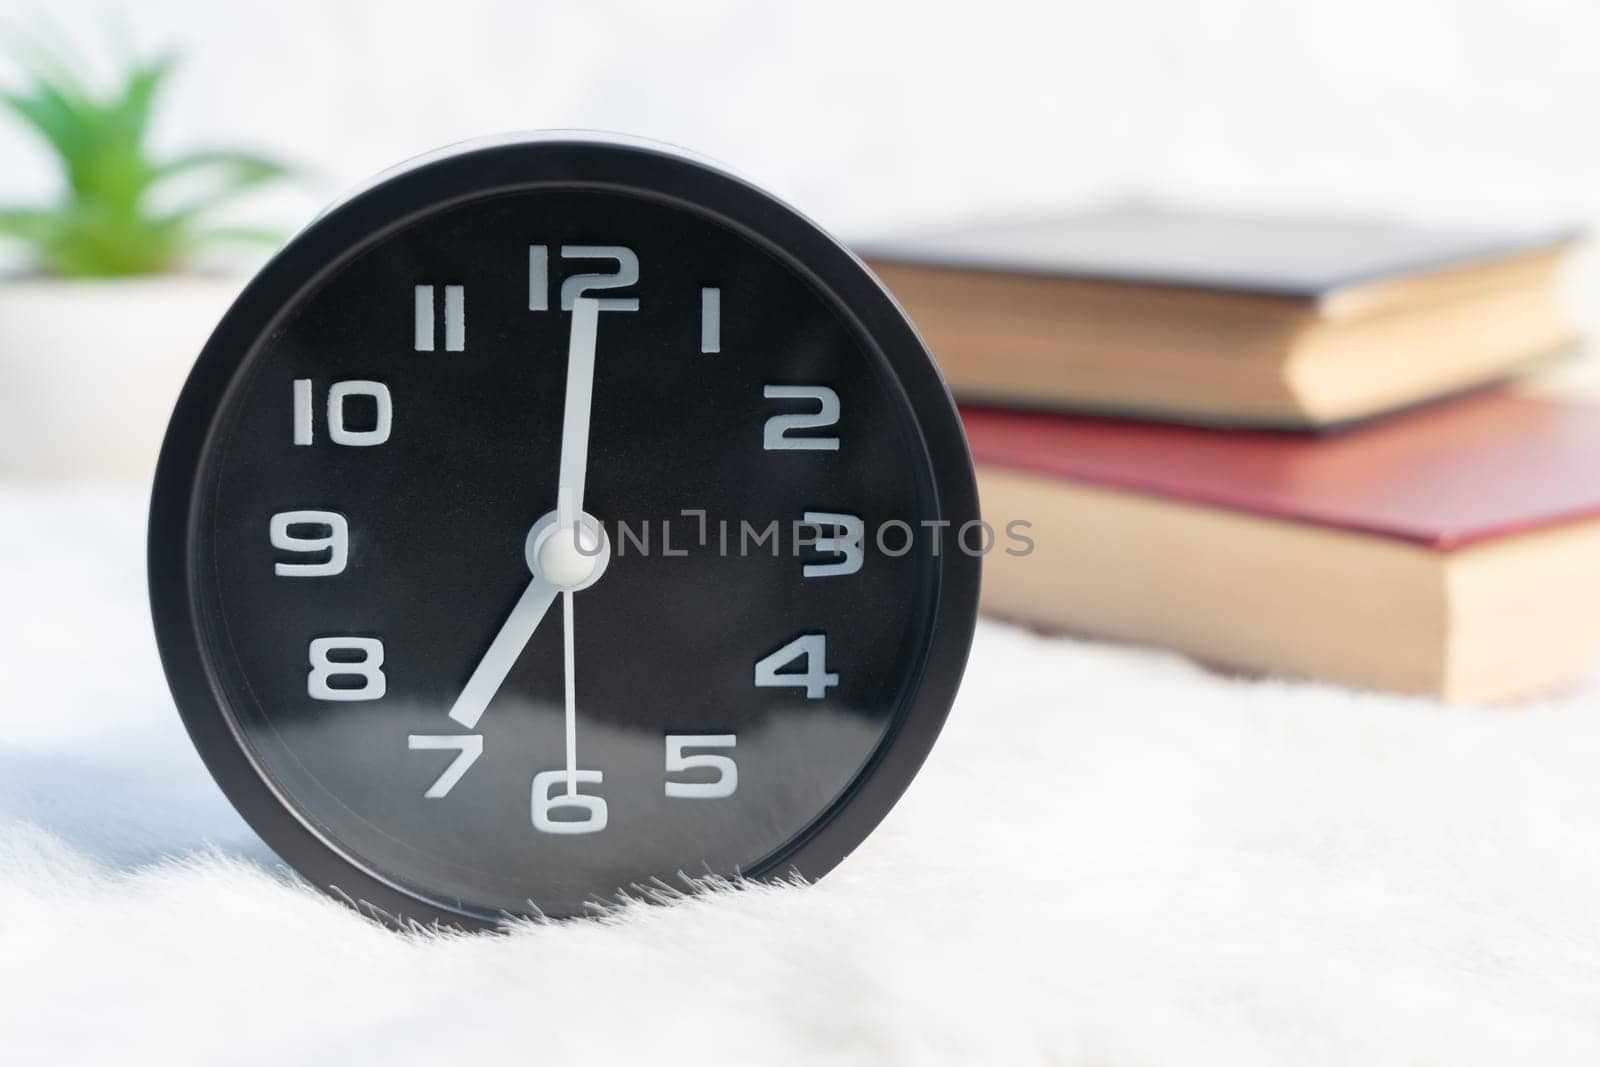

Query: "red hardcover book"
(965, 392), (1600, 702)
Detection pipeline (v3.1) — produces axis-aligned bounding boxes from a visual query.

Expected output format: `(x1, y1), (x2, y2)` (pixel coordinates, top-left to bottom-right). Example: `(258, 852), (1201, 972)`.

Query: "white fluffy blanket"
(4, 488), (1600, 1065)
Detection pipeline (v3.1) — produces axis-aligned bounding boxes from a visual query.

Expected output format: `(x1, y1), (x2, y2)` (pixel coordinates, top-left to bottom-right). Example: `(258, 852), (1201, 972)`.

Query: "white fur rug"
(4, 487), (1600, 1065)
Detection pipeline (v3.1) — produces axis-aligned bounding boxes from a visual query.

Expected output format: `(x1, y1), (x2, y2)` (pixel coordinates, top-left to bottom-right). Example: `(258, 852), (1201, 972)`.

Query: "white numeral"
(531, 770), (608, 834)
(754, 634), (838, 700)
(270, 510), (348, 577)
(414, 284), (465, 352)
(293, 379), (392, 447)
(802, 512), (863, 578)
(408, 734), (483, 798)
(528, 245), (549, 311)
(327, 381), (392, 446)
(665, 734), (737, 799)
(527, 245), (640, 313)
(307, 637), (386, 702)
(763, 386), (839, 451)
(701, 287), (720, 353)
(560, 245), (639, 311)
(292, 378), (313, 445)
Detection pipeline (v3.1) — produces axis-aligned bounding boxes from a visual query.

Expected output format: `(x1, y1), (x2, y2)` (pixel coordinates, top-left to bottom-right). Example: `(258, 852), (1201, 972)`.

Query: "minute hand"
(556, 296), (601, 525)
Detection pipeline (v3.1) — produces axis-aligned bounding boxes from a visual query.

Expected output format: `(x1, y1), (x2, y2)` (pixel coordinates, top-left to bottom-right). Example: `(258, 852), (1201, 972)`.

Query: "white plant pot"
(0, 276), (241, 485)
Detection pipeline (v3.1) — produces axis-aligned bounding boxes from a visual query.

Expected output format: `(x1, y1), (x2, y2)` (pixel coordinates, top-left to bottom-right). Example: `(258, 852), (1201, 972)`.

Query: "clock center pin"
(525, 510), (611, 592)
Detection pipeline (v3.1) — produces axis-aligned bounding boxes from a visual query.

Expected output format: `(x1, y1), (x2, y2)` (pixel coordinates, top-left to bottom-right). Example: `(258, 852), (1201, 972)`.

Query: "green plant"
(0, 47), (291, 276)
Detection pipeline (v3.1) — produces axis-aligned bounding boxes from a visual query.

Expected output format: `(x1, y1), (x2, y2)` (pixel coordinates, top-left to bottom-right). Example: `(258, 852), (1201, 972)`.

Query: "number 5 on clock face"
(665, 735), (737, 798)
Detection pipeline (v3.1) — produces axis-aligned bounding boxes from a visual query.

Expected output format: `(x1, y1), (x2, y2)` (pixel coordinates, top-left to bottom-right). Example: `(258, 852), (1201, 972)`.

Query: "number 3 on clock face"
(150, 133), (979, 928)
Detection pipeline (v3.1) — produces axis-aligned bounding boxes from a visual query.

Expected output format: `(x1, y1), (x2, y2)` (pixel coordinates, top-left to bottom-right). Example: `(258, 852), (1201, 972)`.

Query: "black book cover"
(860, 208), (1577, 299)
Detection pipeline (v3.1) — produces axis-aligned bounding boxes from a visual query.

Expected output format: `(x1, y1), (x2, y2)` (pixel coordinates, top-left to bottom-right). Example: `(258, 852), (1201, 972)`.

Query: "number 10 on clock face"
(154, 137), (977, 926)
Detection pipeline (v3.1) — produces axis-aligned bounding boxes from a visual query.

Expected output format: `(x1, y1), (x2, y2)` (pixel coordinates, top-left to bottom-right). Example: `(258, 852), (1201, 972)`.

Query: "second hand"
(562, 588), (578, 797)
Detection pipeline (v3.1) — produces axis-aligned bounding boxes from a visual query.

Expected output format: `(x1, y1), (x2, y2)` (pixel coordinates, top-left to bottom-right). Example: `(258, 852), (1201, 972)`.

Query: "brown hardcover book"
(967, 392), (1600, 702)
(864, 210), (1579, 429)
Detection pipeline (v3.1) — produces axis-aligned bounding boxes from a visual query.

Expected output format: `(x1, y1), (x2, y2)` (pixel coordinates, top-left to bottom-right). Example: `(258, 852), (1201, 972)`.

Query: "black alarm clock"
(149, 132), (980, 927)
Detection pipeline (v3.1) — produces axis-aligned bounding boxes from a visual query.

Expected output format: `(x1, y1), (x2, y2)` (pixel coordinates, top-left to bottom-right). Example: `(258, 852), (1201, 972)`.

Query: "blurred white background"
(2, 0), (1598, 477)
(1, 0), (1595, 258)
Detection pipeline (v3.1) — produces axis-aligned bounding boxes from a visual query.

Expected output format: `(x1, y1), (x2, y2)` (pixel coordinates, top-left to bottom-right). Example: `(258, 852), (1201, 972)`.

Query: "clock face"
(151, 136), (979, 926)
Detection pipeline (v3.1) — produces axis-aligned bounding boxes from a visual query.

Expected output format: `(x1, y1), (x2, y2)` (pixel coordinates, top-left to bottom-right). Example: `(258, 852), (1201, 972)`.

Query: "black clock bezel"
(148, 133), (981, 930)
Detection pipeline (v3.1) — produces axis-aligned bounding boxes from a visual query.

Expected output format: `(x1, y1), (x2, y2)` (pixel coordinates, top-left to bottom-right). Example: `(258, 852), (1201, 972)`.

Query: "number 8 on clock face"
(149, 133), (980, 927)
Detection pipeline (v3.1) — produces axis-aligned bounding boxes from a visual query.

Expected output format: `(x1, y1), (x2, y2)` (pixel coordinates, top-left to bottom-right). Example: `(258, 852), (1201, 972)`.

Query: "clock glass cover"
(150, 134), (979, 926)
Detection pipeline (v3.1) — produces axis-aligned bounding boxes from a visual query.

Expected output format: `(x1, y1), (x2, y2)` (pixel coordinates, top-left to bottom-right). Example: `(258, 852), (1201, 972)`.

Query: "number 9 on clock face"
(149, 133), (980, 927)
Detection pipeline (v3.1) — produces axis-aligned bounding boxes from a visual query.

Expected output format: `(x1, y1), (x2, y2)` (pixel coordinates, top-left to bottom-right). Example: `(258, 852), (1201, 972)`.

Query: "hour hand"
(447, 576), (559, 729)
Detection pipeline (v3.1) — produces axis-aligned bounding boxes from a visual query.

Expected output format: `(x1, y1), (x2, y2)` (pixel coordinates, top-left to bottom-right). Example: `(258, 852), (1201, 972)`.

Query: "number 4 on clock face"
(754, 634), (838, 699)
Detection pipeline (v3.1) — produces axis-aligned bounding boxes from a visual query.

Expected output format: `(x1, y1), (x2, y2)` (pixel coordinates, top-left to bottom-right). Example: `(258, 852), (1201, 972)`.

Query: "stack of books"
(865, 210), (1597, 702)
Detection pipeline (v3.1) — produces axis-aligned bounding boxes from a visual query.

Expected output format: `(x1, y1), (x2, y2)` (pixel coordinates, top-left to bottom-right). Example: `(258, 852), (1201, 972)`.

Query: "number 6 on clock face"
(531, 770), (607, 834)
